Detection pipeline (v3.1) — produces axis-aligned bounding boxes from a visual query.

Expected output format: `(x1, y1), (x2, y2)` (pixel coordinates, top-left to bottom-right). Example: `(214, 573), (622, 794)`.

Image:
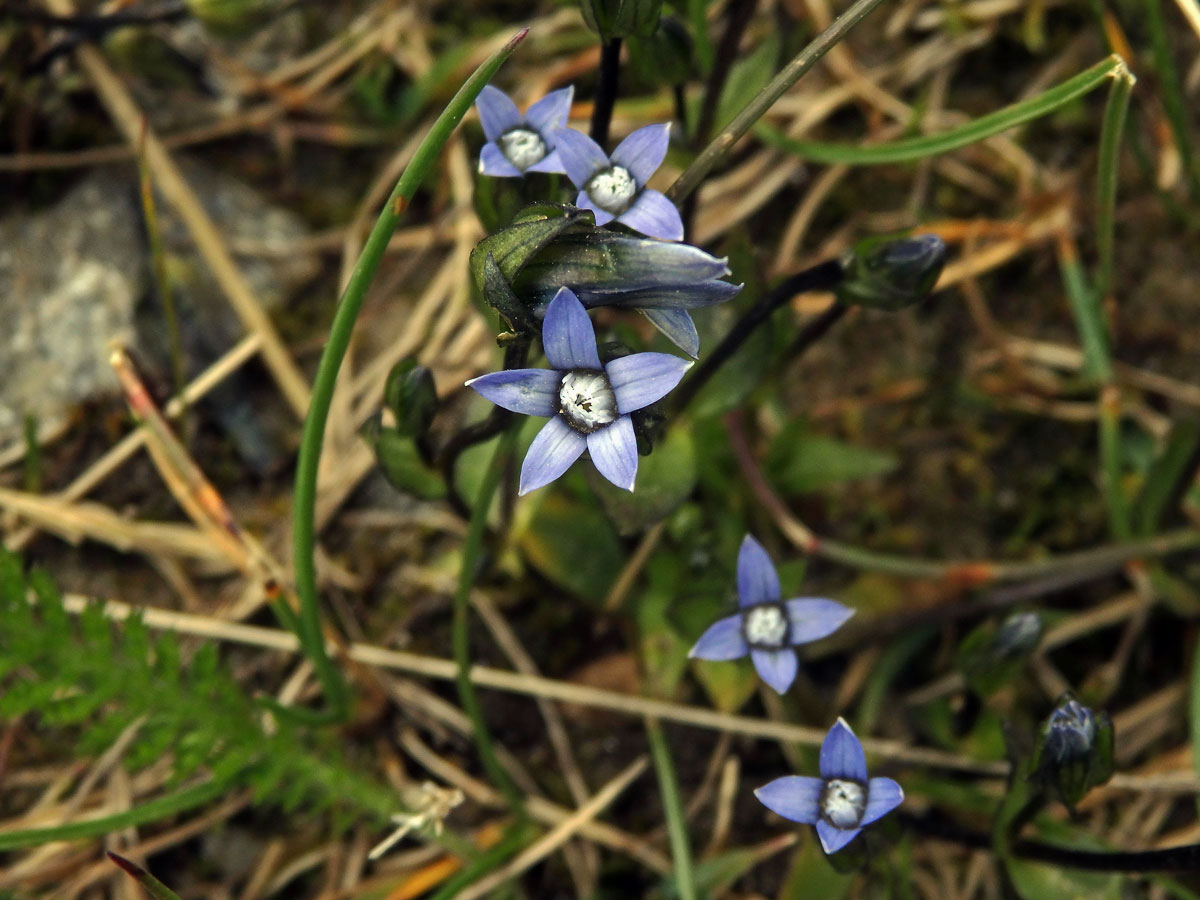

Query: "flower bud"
(836, 234), (946, 311)
(580, 0), (662, 43)
(1032, 694), (1114, 809)
(957, 611), (1042, 697)
(383, 360), (438, 439)
(471, 203), (741, 354)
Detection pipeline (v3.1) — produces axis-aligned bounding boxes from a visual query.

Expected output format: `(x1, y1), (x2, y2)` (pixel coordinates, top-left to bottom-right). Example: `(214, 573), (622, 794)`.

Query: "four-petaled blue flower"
(755, 718), (904, 854)
(688, 535), (853, 694)
(554, 124), (684, 241)
(476, 85), (574, 177)
(466, 287), (692, 495)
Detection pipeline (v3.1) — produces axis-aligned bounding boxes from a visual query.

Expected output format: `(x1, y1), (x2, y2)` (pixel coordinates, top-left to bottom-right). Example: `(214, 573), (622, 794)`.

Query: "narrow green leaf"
(758, 55), (1127, 165)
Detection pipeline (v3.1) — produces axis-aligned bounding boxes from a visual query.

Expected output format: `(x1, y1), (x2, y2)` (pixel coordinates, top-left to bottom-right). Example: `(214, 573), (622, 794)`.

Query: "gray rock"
(0, 160), (319, 468)
(0, 173), (144, 446)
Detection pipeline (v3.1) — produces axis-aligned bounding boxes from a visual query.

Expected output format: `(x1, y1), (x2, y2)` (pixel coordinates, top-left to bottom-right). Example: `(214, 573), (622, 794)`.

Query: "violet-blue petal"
(541, 288), (601, 371)
(478, 142), (524, 177)
(816, 820), (862, 854)
(575, 191), (615, 226)
(465, 368), (560, 416)
(616, 189), (684, 241)
(553, 127), (611, 188)
(820, 718), (868, 782)
(641, 308), (700, 358)
(519, 416), (587, 495)
(587, 416), (639, 491)
(737, 535), (781, 608)
(753, 775), (824, 825)
(860, 777), (904, 826)
(688, 614), (748, 661)
(751, 648), (798, 694)
(525, 85), (574, 134)
(785, 598), (855, 645)
(525, 148), (567, 175)
(611, 123), (671, 185)
(476, 85), (522, 142)
(606, 352), (692, 415)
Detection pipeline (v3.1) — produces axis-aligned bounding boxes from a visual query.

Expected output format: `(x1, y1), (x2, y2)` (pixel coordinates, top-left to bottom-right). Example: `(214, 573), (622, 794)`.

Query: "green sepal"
(627, 15), (693, 85)
(580, 0), (663, 42)
(482, 252), (538, 333)
(470, 203), (594, 295)
(360, 414), (445, 500)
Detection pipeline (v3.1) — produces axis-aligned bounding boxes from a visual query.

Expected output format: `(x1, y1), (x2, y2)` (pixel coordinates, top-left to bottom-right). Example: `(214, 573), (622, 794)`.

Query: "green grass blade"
(289, 29), (528, 723)
(1143, 0), (1200, 199)
(1057, 238), (1113, 385)
(646, 718), (696, 900)
(667, 0), (888, 202)
(107, 853), (184, 900)
(1095, 64), (1135, 299)
(0, 778), (228, 850)
(757, 54), (1128, 165)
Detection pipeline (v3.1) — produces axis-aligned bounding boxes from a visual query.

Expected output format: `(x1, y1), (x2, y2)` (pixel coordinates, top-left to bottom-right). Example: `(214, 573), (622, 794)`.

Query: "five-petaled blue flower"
(554, 124), (684, 241)
(755, 718), (904, 854)
(688, 535), (853, 694)
(466, 287), (692, 494)
(476, 85), (574, 177)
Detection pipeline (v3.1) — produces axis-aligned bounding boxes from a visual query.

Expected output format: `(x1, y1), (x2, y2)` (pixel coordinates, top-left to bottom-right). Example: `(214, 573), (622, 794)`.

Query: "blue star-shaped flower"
(688, 535), (853, 693)
(476, 85), (574, 177)
(755, 718), (904, 854)
(466, 287), (692, 494)
(553, 124), (684, 241)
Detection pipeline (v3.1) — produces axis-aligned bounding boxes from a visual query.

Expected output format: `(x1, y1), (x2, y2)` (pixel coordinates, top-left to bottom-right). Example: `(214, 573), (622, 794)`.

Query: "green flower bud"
(580, 0), (663, 43)
(836, 234), (946, 311)
(957, 611), (1042, 697)
(1031, 694), (1114, 810)
(383, 360), (438, 439)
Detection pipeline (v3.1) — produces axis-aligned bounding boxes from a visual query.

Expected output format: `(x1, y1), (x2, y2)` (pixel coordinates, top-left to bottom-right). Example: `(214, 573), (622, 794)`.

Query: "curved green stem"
(289, 29), (528, 723)
(756, 54), (1128, 166)
(646, 718), (695, 900)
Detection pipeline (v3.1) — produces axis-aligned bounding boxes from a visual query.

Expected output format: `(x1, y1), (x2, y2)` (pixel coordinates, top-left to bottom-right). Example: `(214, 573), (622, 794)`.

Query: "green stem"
(666, 0), (888, 203)
(289, 29), (528, 723)
(454, 426), (526, 816)
(1095, 65), (1134, 299)
(756, 54), (1128, 165)
(0, 778), (228, 850)
(646, 718), (695, 900)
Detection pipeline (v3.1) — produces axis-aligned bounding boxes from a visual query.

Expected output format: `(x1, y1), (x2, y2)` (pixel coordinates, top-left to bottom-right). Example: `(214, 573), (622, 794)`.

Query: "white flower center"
(820, 779), (866, 828)
(499, 128), (548, 171)
(558, 370), (618, 434)
(743, 604), (788, 648)
(586, 166), (637, 214)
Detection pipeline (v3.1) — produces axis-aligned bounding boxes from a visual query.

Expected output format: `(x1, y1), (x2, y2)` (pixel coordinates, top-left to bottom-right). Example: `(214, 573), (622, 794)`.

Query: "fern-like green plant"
(0, 549), (394, 850)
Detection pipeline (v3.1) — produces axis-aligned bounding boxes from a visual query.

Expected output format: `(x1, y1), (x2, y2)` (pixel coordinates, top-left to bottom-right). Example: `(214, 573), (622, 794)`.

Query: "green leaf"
(517, 493), (624, 603)
(361, 419), (445, 499)
(779, 837), (854, 900)
(767, 424), (899, 494)
(592, 428), (697, 534)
